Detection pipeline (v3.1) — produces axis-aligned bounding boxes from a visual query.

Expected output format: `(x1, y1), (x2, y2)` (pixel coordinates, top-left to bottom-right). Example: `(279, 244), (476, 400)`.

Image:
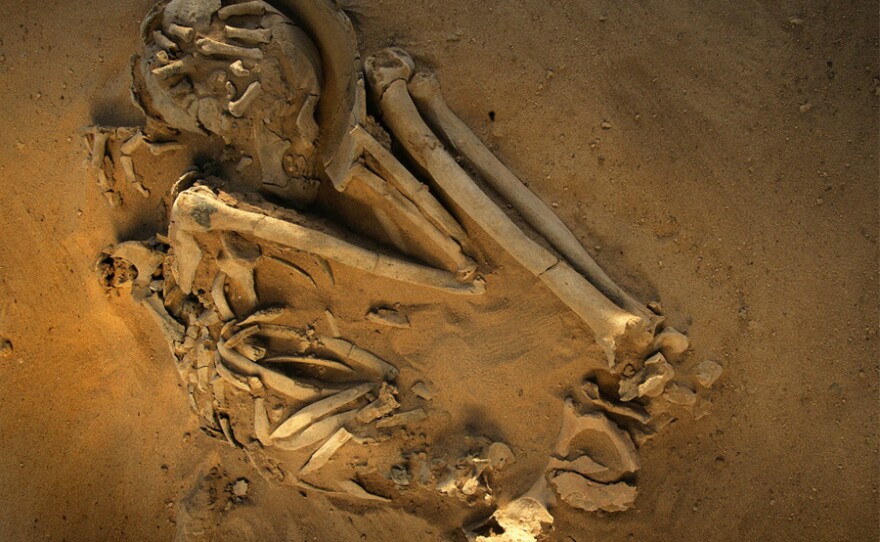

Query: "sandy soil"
(0, 0), (877, 541)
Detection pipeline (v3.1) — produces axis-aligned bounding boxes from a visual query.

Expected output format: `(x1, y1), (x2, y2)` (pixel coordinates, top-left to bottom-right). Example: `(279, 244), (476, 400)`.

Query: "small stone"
(664, 382), (697, 406)
(0, 339), (12, 358)
(600, 120), (612, 130)
(390, 464), (411, 486)
(693, 360), (723, 388)
(619, 353), (675, 401)
(232, 478), (249, 497)
(799, 102), (813, 113)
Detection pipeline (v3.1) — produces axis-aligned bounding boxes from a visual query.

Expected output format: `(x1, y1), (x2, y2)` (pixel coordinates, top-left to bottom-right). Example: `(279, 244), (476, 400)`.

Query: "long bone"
(408, 73), (651, 320)
(364, 48), (651, 362)
(169, 186), (485, 296)
(342, 163), (476, 280)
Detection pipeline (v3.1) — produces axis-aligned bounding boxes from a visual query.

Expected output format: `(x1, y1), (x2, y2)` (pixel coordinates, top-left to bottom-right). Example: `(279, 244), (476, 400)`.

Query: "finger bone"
(224, 25), (272, 44)
(167, 23), (195, 43)
(228, 81), (262, 117)
(218, 1), (266, 19)
(196, 37), (264, 61)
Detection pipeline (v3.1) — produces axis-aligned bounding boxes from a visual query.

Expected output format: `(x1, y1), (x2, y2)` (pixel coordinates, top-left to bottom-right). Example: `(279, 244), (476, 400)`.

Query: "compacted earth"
(0, 0), (877, 541)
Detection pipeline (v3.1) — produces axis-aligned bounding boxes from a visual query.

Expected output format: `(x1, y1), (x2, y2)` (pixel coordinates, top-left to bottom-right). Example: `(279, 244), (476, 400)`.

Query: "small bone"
(151, 56), (196, 79)
(229, 60), (250, 77)
(261, 355), (353, 373)
(120, 131), (145, 155)
(356, 382), (399, 423)
(310, 254), (334, 285)
(88, 130), (110, 169)
(167, 23), (195, 43)
(218, 340), (328, 401)
(324, 310), (341, 337)
(271, 383), (375, 440)
(170, 187), (484, 296)
(218, 1), (266, 19)
(211, 271), (236, 321)
(408, 72), (652, 320)
(238, 306), (284, 326)
(365, 49), (649, 364)
(218, 414), (237, 447)
(693, 359), (723, 388)
(664, 382), (697, 406)
(268, 256), (316, 288)
(108, 241), (165, 290)
(196, 37), (264, 61)
(228, 81), (262, 117)
(235, 155), (253, 172)
(273, 409), (358, 451)
(618, 352), (675, 401)
(553, 398), (640, 479)
(653, 327), (690, 359)
(216, 232), (261, 314)
(235, 338), (266, 361)
(318, 336), (398, 380)
(487, 442), (515, 471)
(224, 324), (260, 349)
(224, 25), (272, 44)
(152, 30), (178, 52)
(550, 472), (637, 513)
(254, 397), (272, 446)
(546, 455), (613, 483)
(142, 294), (186, 344)
(335, 479), (390, 502)
(581, 380), (651, 424)
(300, 428), (353, 477)
(214, 351), (250, 391)
(374, 408), (426, 429)
(367, 307), (410, 329)
(147, 141), (185, 155)
(119, 155), (138, 186)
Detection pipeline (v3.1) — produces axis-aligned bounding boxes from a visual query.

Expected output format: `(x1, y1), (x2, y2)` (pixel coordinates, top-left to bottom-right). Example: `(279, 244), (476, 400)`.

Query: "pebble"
(0, 339), (12, 358)
(232, 478), (249, 497)
(694, 360), (724, 388)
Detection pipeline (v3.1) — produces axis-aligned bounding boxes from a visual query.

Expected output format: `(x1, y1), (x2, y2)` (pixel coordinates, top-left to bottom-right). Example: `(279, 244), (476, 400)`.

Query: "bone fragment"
(229, 59), (250, 77)
(336, 479), (390, 502)
(218, 340), (327, 401)
(581, 380), (650, 424)
(268, 256), (316, 288)
(365, 48), (648, 363)
(171, 187), (484, 295)
(88, 130), (110, 169)
(318, 336), (398, 380)
(261, 355), (352, 373)
(375, 408), (426, 429)
(367, 307), (410, 329)
(554, 398), (640, 479)
(142, 294), (186, 344)
(119, 155), (138, 185)
(102, 190), (120, 206)
(167, 23), (194, 43)
(211, 271), (236, 321)
(196, 37), (264, 61)
(170, 229), (203, 294)
(350, 125), (467, 243)
(152, 30), (178, 52)
(108, 241), (164, 290)
(310, 254), (334, 284)
(550, 471), (636, 513)
(224, 25), (272, 44)
(253, 397), (272, 446)
(228, 81), (262, 117)
(410, 381), (434, 400)
(214, 351), (250, 391)
(324, 309), (341, 337)
(356, 382), (399, 423)
(258, 324), (308, 347)
(653, 327), (690, 359)
(300, 428), (353, 477)
(546, 455), (613, 483)
(238, 306), (284, 326)
(664, 382), (697, 406)
(219, 414), (237, 447)
(147, 140), (185, 155)
(235, 155), (253, 172)
(216, 232), (261, 314)
(235, 338), (266, 361)
(471, 497), (553, 542)
(271, 383), (375, 440)
(693, 360), (723, 388)
(343, 163), (476, 280)
(618, 352), (675, 401)
(224, 324), (260, 349)
(408, 72), (652, 320)
(487, 442), (515, 471)
(218, 1), (266, 19)
(151, 56), (196, 79)
(273, 409), (358, 451)
(119, 131), (144, 155)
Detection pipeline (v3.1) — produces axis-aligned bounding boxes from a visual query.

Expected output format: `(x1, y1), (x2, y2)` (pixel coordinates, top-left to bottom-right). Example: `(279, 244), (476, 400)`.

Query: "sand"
(0, 0), (877, 541)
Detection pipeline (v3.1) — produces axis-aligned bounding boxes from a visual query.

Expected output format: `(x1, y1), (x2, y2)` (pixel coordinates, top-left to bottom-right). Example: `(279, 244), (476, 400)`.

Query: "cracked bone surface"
(365, 47), (652, 363)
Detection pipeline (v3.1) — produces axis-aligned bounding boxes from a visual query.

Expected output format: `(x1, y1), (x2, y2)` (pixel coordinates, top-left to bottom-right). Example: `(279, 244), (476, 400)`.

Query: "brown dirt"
(0, 1), (877, 541)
